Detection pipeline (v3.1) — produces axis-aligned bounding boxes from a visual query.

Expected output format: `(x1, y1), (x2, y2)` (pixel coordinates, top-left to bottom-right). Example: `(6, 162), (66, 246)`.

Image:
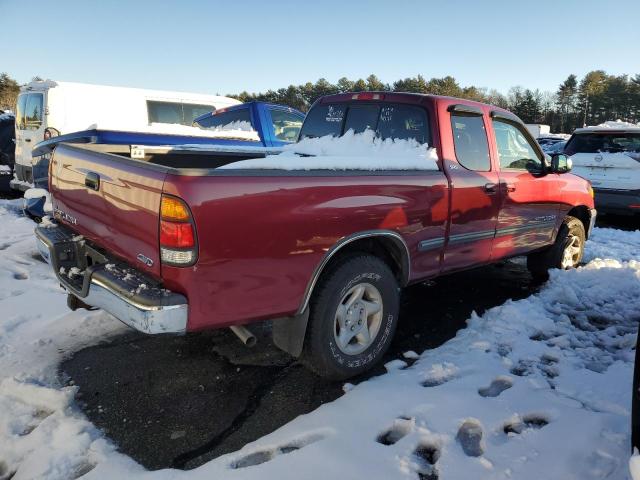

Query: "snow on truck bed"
(219, 130), (440, 171)
(0, 198), (639, 479)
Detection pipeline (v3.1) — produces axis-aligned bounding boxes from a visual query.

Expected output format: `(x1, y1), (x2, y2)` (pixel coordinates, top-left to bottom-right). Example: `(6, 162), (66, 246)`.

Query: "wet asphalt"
(61, 258), (540, 470)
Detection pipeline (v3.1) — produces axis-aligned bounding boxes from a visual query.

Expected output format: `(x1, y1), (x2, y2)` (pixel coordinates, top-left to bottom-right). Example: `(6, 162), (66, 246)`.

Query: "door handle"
(484, 183), (497, 194)
(85, 172), (100, 191)
(24, 138), (31, 143)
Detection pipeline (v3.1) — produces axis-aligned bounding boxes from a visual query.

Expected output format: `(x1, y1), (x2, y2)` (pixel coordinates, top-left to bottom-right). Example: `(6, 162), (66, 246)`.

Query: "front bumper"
(35, 222), (188, 334)
(593, 188), (640, 216)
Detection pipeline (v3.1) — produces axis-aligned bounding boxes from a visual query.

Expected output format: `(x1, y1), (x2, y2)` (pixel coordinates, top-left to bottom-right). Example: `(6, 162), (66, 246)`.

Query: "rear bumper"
(35, 222), (188, 334)
(593, 188), (640, 215)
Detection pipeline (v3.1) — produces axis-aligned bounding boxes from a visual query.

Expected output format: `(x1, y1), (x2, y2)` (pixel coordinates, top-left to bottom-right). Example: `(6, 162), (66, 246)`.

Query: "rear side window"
(300, 104), (346, 138)
(270, 109), (303, 142)
(195, 108), (254, 131)
(564, 132), (640, 156)
(147, 101), (215, 125)
(450, 114), (491, 171)
(24, 93), (44, 130)
(299, 102), (430, 144)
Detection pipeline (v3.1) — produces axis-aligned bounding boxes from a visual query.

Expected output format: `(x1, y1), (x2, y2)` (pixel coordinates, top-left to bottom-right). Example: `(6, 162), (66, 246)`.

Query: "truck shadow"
(60, 258), (538, 471)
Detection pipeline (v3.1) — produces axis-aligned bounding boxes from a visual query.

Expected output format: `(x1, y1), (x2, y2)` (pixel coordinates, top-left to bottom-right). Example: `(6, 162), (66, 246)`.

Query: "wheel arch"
(296, 230), (410, 316)
(566, 205), (591, 239)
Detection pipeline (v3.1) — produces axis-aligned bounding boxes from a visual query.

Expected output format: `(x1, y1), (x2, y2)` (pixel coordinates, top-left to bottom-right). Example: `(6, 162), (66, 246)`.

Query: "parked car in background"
(23, 101), (304, 221)
(526, 123), (550, 138)
(11, 80), (241, 191)
(565, 125), (640, 216)
(35, 92), (595, 379)
(0, 110), (15, 193)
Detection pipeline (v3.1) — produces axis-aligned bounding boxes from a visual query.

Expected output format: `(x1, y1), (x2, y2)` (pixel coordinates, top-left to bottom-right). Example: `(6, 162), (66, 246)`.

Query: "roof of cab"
(317, 91), (513, 115)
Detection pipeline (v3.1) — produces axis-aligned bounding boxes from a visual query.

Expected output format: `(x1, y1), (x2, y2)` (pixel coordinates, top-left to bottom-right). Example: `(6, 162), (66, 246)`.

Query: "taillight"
(351, 93), (384, 101)
(160, 195), (197, 266)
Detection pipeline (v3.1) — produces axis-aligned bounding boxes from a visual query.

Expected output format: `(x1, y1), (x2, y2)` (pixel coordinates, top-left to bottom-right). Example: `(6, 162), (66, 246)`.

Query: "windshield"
(565, 132), (640, 156)
(299, 102), (431, 145)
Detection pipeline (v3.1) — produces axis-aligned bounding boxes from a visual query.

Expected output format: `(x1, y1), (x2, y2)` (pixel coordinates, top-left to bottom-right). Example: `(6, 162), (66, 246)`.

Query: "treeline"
(2, 70), (639, 133)
(232, 71), (640, 133)
(0, 73), (20, 111)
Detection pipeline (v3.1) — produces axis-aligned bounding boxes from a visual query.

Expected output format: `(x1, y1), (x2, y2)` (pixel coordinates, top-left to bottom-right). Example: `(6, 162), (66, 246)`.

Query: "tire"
(527, 215), (586, 280)
(302, 254), (400, 380)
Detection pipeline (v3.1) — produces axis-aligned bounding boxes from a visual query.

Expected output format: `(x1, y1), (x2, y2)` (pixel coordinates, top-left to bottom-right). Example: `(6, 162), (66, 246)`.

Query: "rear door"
(49, 144), (167, 277)
(441, 105), (500, 272)
(489, 115), (560, 258)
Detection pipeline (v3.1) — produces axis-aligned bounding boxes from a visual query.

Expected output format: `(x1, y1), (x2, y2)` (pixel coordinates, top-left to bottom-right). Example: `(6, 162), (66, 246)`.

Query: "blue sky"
(1, 0), (638, 96)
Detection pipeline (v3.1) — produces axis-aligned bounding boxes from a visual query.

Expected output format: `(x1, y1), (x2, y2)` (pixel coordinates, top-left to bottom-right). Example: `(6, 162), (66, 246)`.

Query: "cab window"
(299, 102), (430, 144)
(195, 108), (254, 131)
(492, 120), (543, 172)
(450, 114), (491, 171)
(270, 109), (303, 142)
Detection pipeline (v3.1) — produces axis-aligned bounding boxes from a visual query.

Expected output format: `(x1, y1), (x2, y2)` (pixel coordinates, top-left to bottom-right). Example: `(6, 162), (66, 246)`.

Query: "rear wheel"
(527, 215), (585, 280)
(302, 255), (399, 380)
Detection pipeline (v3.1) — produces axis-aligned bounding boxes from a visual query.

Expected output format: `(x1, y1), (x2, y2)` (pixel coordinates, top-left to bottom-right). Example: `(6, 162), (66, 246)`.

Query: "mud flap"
(272, 309), (310, 357)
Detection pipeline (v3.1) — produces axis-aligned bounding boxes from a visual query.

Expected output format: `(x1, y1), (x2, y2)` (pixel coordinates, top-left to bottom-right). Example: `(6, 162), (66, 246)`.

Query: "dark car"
(0, 111), (16, 193)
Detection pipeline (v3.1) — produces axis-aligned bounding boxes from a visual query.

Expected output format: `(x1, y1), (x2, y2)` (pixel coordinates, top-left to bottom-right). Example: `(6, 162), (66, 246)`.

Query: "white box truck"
(11, 80), (241, 190)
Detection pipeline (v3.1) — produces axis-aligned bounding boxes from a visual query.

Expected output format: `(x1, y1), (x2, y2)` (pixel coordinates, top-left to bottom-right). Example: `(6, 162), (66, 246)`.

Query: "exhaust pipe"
(229, 325), (257, 347)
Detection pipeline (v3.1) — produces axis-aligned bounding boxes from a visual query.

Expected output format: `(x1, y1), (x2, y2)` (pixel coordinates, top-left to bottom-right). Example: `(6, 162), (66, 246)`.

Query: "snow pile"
(0, 197), (639, 479)
(219, 129), (440, 171)
(583, 120), (640, 130)
(200, 120), (256, 133)
(85, 122), (260, 142)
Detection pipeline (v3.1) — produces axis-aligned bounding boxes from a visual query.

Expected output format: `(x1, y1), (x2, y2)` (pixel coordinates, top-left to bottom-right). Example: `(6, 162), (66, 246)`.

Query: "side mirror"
(550, 153), (572, 173)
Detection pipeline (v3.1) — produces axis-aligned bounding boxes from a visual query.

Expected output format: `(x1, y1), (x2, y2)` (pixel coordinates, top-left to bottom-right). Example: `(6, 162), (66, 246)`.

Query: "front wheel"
(527, 215), (586, 280)
(302, 255), (400, 380)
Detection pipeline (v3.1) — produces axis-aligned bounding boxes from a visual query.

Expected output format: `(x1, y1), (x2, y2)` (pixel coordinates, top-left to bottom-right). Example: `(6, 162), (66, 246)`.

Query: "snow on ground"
(0, 199), (639, 479)
(219, 129), (440, 170)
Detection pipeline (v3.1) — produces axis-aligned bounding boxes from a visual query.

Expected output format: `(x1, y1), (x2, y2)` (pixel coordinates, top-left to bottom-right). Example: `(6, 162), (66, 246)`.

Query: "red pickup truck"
(36, 92), (596, 379)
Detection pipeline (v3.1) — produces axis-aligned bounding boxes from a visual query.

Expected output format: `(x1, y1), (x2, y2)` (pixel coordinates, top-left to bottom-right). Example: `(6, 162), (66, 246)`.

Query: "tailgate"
(49, 144), (166, 278)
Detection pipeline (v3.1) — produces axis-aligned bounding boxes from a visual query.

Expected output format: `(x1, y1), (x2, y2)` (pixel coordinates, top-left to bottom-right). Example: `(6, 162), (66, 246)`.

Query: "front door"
(441, 108), (501, 272)
(489, 117), (560, 259)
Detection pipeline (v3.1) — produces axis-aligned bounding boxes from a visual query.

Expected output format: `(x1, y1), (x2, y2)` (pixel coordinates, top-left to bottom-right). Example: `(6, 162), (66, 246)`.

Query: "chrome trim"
(495, 221), (556, 237)
(297, 230), (411, 315)
(418, 237), (446, 251)
(448, 230), (495, 244)
(84, 277), (187, 334)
